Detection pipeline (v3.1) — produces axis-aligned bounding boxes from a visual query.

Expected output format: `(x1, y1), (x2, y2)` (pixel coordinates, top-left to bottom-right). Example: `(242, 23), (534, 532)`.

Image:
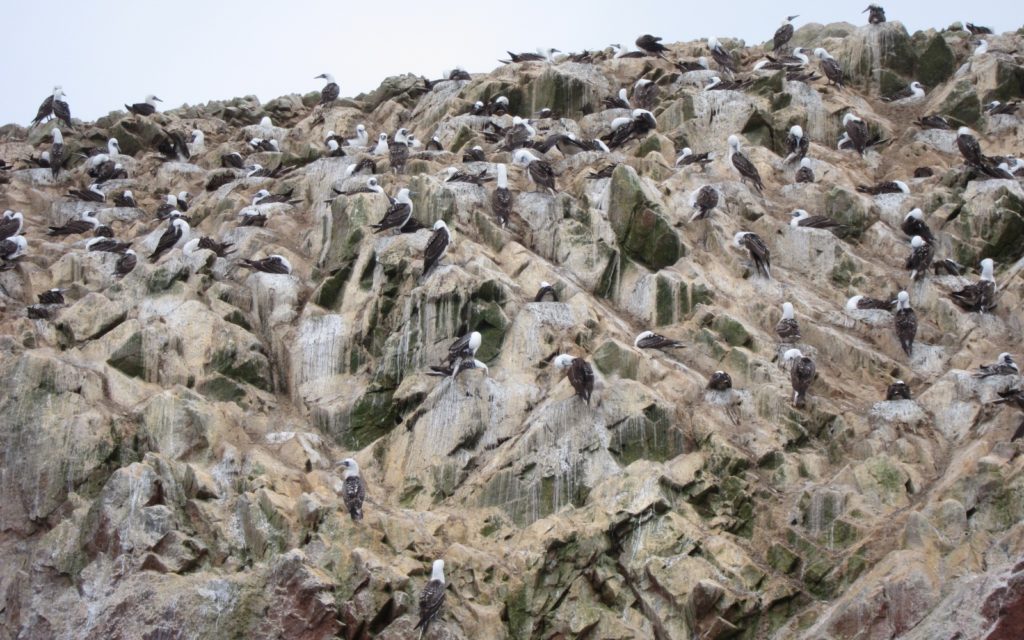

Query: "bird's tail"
(349, 505), (363, 521)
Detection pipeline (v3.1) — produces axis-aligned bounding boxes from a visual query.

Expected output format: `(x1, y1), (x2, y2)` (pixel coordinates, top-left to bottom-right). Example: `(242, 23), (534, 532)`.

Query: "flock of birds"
(1, 5), (1022, 635)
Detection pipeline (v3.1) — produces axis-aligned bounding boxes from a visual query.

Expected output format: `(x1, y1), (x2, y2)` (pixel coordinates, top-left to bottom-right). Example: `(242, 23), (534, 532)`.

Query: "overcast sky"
(1, 1), (1014, 125)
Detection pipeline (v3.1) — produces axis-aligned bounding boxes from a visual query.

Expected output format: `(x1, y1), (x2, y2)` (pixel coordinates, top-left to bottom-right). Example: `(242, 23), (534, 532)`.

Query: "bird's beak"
(862, 7), (869, 12)
(552, 49), (561, 53)
(409, 191), (418, 196)
(154, 97), (163, 102)
(790, 15), (799, 19)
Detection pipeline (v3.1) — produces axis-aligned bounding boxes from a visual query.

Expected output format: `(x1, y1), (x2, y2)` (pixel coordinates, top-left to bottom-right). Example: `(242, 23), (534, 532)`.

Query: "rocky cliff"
(1, 16), (1023, 640)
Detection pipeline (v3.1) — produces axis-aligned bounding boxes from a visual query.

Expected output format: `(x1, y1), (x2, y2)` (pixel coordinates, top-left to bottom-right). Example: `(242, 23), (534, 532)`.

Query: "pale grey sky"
(1, 1), (1015, 125)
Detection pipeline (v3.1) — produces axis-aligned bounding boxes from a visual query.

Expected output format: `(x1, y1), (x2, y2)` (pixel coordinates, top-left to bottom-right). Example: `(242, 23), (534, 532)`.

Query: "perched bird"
(491, 164), (513, 227)
(886, 380), (912, 400)
(727, 135), (764, 193)
(534, 281), (558, 302)
(370, 188), (414, 234)
(553, 354), (595, 404)
(371, 133), (389, 156)
(253, 188), (301, 206)
(956, 127), (985, 168)
(790, 209), (844, 231)
(707, 37), (737, 73)
(933, 258), (964, 276)
(0, 211), (24, 241)
(965, 22), (993, 35)
(900, 208), (935, 244)
(846, 294), (894, 310)
(985, 100), (1019, 116)
(905, 236), (934, 281)
(512, 149), (557, 193)
(188, 130), (205, 155)
(500, 49), (559, 63)
(704, 76), (752, 91)
(893, 291), (917, 356)
(422, 220), (452, 276)
(346, 124), (369, 149)
(842, 113), (869, 155)
(31, 86), (72, 128)
(974, 353), (1018, 378)
(784, 348), (816, 408)
(149, 217), (190, 262)
(632, 79), (659, 110)
(794, 158), (815, 183)
(775, 302), (801, 342)
(857, 180), (909, 195)
(0, 235), (28, 268)
(50, 127), (66, 178)
(634, 331), (684, 350)
(157, 128), (191, 161)
(67, 183), (105, 203)
(37, 288), (65, 305)
(156, 194), (181, 220)
(462, 146), (486, 162)
(707, 371), (733, 391)
(48, 210), (100, 236)
(689, 185), (720, 221)
(949, 258), (996, 313)
(125, 94), (162, 116)
(914, 114), (952, 130)
(603, 88), (631, 110)
(815, 48), (844, 87)
(773, 16), (799, 51)
(675, 148), (712, 167)
(345, 158), (378, 177)
(240, 254), (292, 275)
(603, 109), (657, 149)
(882, 82), (925, 103)
(221, 152), (244, 169)
(196, 237), (234, 258)
(734, 232), (771, 278)
(431, 332), (482, 376)
(87, 237), (131, 254)
(864, 4), (886, 24)
(784, 125), (809, 163)
(414, 560), (447, 635)
(587, 164), (618, 180)
(390, 128), (410, 174)
(315, 73), (340, 104)
(635, 34), (669, 57)
(115, 249), (137, 277)
(336, 458), (366, 521)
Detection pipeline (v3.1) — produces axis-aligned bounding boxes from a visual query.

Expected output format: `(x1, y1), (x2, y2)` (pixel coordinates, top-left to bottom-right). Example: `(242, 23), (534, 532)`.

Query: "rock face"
(1, 18), (1024, 640)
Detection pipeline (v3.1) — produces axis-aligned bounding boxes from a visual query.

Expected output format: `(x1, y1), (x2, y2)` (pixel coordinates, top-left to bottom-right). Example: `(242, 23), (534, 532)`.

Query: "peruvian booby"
(371, 133), (389, 156)
(886, 380), (911, 400)
(689, 185), (720, 221)
(900, 208), (935, 243)
(32, 86), (72, 128)
(333, 177), (386, 200)
(603, 88), (631, 110)
(0, 236), (28, 267)
(221, 152), (244, 169)
(632, 79), (659, 110)
(733, 231), (771, 278)
(346, 124), (369, 149)
(635, 34), (669, 57)
(675, 57), (710, 72)
(894, 291), (917, 356)
(149, 217), (190, 262)
(795, 158), (815, 183)
(784, 125), (810, 163)
(534, 281), (558, 302)
(427, 358), (489, 378)
(500, 49), (559, 63)
(703, 76), (752, 91)
(707, 371), (732, 391)
(37, 288), (65, 305)
(488, 95), (510, 116)
(371, 188), (414, 234)
(253, 188), (301, 206)
(790, 209), (845, 231)
(336, 458), (366, 521)
(88, 154), (124, 183)
(815, 48), (844, 87)
(842, 113), (869, 155)
(0, 211), (24, 240)
(603, 109), (657, 149)
(176, 192), (191, 212)
(956, 127), (985, 168)
(423, 220), (451, 276)
(125, 95), (162, 116)
(238, 206), (267, 227)
(857, 180), (909, 195)
(773, 16), (799, 51)
(462, 146), (486, 162)
(846, 294), (894, 310)
(315, 73), (340, 104)
(48, 210), (100, 236)
(240, 254), (292, 275)
(157, 128), (190, 161)
(501, 117), (534, 151)
(67, 183), (105, 203)
(443, 331), (482, 366)
(634, 331), (684, 350)
(587, 164), (618, 180)
(196, 237), (234, 257)
(512, 149), (557, 193)
(676, 148), (712, 167)
(985, 100), (1019, 116)
(345, 158), (378, 177)
(965, 22), (993, 35)
(189, 130), (205, 155)
(415, 560), (447, 634)
(325, 138), (345, 157)
(156, 194), (180, 220)
(87, 237), (131, 254)
(492, 164), (513, 227)
(933, 258), (964, 276)
(776, 302), (801, 342)
(50, 127), (66, 178)
(784, 348), (816, 408)
(554, 354), (595, 404)
(115, 249), (137, 277)
(755, 48), (811, 71)
(914, 114), (951, 130)
(248, 138), (279, 153)
(882, 82), (925, 103)
(390, 128), (409, 174)
(707, 37), (737, 73)
(864, 4), (886, 24)
(727, 135), (764, 193)
(905, 236), (934, 281)
(426, 135), (443, 151)
(950, 258), (996, 313)
(974, 353), (1018, 378)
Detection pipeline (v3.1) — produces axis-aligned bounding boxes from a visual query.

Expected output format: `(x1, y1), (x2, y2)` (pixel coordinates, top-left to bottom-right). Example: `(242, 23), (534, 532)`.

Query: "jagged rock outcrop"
(1, 16), (1023, 640)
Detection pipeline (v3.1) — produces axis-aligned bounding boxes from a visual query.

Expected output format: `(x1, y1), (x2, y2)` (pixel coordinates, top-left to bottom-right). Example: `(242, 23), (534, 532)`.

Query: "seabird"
(240, 254), (292, 275)
(882, 82), (925, 103)
(842, 113), (869, 155)
(790, 209), (845, 231)
(196, 237), (234, 257)
(676, 57), (710, 72)
(0, 211), (25, 240)
(500, 49), (557, 63)
(707, 371), (732, 391)
(675, 148), (712, 167)
(949, 258), (996, 313)
(47, 210), (100, 236)
(689, 185), (720, 221)
(985, 100), (1019, 116)
(703, 76), (751, 91)
(603, 109), (657, 149)
(634, 331), (684, 350)
(426, 135), (443, 151)
(156, 194), (180, 220)
(784, 125), (810, 163)
(149, 217), (190, 262)
(315, 73), (340, 104)
(32, 86), (72, 128)
(794, 158), (815, 183)
(733, 231), (771, 278)
(914, 114), (952, 130)
(492, 164), (513, 227)
(336, 458), (366, 521)
(974, 353), (1018, 378)
(603, 88), (631, 110)
(430, 331), (482, 376)
(933, 258), (964, 276)
(67, 183), (105, 203)
(0, 236), (28, 268)
(553, 354), (595, 404)
(893, 291), (917, 356)
(587, 163), (618, 180)
(325, 138), (345, 157)
(886, 380), (911, 400)
(857, 180), (909, 195)
(87, 237), (131, 254)
(900, 208), (935, 243)
(965, 22), (993, 35)
(370, 188), (414, 234)
(390, 128), (409, 174)
(534, 281), (558, 302)
(345, 158), (378, 176)
(50, 128), (66, 178)
(414, 560), (447, 634)
(632, 79), (659, 110)
(864, 4), (886, 24)
(776, 302), (801, 342)
(37, 288), (65, 305)
(635, 34), (669, 57)
(115, 249), (137, 277)
(125, 94), (162, 116)
(512, 149), (557, 193)
(221, 152), (244, 169)
(462, 146), (486, 162)
(189, 129), (205, 155)
(501, 116), (535, 151)
(176, 192), (191, 212)
(815, 48), (844, 87)
(488, 95), (510, 116)
(157, 128), (191, 161)
(372, 133), (389, 156)
(973, 40), (989, 56)
(248, 138), (279, 153)
(727, 135), (764, 193)
(88, 154), (123, 183)
(846, 294), (894, 310)
(332, 177), (386, 200)
(707, 37), (737, 73)
(253, 188), (301, 206)
(445, 167), (491, 185)
(956, 127), (985, 168)
(422, 220), (452, 276)
(784, 348), (816, 408)
(905, 236), (934, 281)
(346, 124), (369, 149)
(773, 16), (799, 52)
